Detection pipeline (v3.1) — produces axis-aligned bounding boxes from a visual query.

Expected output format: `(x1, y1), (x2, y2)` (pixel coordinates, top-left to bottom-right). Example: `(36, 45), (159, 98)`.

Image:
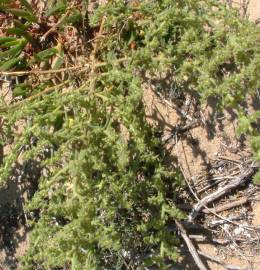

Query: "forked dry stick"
(188, 166), (255, 222)
(180, 166), (259, 232)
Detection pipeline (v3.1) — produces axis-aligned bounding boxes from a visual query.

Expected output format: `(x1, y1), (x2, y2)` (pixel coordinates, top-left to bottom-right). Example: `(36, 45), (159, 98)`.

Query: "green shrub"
(20, 69), (184, 269)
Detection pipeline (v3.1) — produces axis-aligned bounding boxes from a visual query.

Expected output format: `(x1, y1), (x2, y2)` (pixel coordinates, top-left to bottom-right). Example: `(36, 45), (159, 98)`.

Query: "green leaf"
(0, 0), (13, 4)
(45, 2), (67, 16)
(253, 170), (260, 186)
(0, 42), (25, 60)
(237, 115), (252, 135)
(14, 19), (30, 31)
(6, 27), (33, 43)
(53, 112), (64, 130)
(34, 47), (58, 61)
(0, 39), (21, 48)
(63, 10), (83, 26)
(52, 49), (64, 70)
(0, 36), (17, 45)
(5, 8), (38, 23)
(13, 83), (31, 97)
(20, 0), (33, 13)
(0, 57), (23, 71)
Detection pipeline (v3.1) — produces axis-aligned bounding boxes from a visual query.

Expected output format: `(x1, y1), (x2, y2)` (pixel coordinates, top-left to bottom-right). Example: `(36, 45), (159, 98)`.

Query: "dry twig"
(180, 166), (259, 232)
(0, 64), (89, 76)
(175, 220), (207, 270)
(40, 9), (71, 42)
(208, 215), (244, 228)
(188, 167), (255, 221)
(203, 197), (249, 214)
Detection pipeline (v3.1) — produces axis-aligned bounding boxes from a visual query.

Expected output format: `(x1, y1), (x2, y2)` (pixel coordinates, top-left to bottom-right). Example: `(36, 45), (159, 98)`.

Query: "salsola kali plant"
(0, 0), (259, 269)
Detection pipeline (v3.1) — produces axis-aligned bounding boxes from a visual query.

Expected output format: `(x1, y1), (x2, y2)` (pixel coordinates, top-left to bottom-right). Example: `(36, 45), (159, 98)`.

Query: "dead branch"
(181, 166), (259, 232)
(208, 215), (244, 228)
(197, 177), (231, 194)
(203, 197), (249, 214)
(188, 167), (255, 222)
(175, 220), (207, 270)
(188, 235), (232, 245)
(217, 155), (242, 165)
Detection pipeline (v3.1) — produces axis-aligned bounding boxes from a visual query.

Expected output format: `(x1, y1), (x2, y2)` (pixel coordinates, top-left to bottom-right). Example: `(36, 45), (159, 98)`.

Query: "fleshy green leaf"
(5, 8), (38, 23)
(14, 19), (30, 31)
(34, 47), (58, 61)
(0, 36), (17, 45)
(13, 83), (31, 97)
(45, 2), (67, 16)
(0, 57), (23, 71)
(20, 0), (33, 13)
(0, 39), (21, 48)
(0, 41), (26, 60)
(52, 49), (64, 70)
(6, 27), (33, 43)
(253, 170), (260, 186)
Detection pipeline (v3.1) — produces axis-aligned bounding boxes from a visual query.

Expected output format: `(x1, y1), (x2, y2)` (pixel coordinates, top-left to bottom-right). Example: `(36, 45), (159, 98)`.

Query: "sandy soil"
(248, 0), (260, 21)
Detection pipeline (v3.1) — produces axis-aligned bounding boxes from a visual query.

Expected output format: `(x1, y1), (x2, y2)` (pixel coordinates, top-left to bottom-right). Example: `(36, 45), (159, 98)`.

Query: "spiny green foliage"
(0, 1), (184, 269)
(0, 0), (259, 269)
(20, 70), (184, 269)
(237, 110), (260, 183)
(89, 0), (260, 180)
